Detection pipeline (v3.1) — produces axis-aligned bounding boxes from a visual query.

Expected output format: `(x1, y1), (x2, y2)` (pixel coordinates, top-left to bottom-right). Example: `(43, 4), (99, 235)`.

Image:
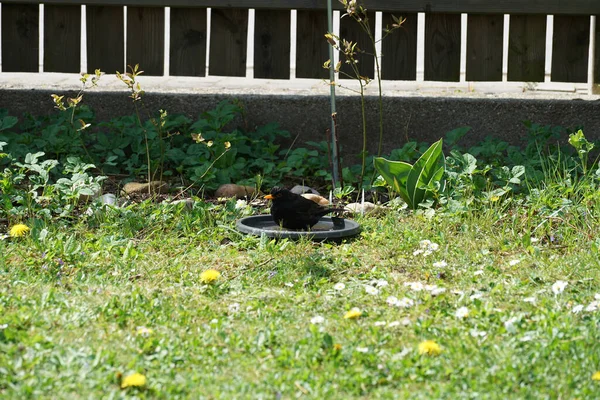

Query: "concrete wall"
(2, 88), (599, 165)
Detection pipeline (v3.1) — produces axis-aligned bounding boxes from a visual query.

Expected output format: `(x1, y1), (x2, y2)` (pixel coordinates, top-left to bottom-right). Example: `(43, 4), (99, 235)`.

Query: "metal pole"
(327, 0), (340, 188)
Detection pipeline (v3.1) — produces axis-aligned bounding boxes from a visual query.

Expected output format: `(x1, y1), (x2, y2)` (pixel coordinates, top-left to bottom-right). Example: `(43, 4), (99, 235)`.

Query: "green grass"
(1, 198), (600, 399)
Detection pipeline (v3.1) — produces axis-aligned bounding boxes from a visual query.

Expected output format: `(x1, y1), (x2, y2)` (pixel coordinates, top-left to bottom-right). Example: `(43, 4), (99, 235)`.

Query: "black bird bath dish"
(236, 215), (361, 241)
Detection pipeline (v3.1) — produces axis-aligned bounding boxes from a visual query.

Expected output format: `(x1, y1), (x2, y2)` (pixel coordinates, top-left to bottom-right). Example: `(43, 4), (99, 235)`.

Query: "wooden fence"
(1, 1), (600, 92)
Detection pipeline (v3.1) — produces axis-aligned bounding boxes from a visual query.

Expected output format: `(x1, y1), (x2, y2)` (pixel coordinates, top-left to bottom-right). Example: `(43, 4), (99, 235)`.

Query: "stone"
(98, 193), (117, 205)
(122, 181), (170, 196)
(171, 198), (195, 210)
(215, 184), (255, 199)
(345, 202), (387, 216)
(301, 193), (329, 206)
(291, 185), (320, 195)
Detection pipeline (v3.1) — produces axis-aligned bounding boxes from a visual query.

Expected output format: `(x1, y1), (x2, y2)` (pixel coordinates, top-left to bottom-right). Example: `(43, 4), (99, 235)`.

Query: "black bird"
(265, 187), (344, 230)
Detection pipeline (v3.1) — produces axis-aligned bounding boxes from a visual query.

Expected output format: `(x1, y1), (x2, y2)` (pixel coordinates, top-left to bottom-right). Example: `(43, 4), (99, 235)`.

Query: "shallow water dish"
(236, 215), (361, 240)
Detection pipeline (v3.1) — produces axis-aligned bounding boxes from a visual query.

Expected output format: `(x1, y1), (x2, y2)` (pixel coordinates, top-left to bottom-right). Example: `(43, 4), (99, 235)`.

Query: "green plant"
(324, 0), (404, 186)
(374, 139), (445, 209)
(278, 141), (331, 185)
(116, 64), (163, 193)
(54, 157), (106, 205)
(568, 129), (595, 174)
(333, 185), (355, 199)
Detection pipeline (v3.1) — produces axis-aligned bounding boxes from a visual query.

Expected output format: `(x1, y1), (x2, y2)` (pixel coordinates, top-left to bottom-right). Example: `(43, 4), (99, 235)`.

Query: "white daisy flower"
(386, 296), (399, 306)
(310, 316), (325, 324)
(404, 282), (424, 291)
(585, 301), (599, 312)
(375, 279), (389, 288)
(455, 306), (469, 319)
(364, 285), (380, 295)
(333, 282), (346, 291)
(504, 317), (519, 333)
(430, 287), (447, 296)
(397, 297), (414, 308)
(572, 304), (584, 314)
(551, 280), (568, 295)
(469, 329), (487, 337)
(228, 302), (240, 313)
(470, 292), (484, 300)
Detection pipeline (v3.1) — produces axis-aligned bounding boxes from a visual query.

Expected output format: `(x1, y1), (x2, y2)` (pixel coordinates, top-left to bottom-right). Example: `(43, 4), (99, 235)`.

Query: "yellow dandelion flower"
(9, 224), (30, 237)
(593, 371), (600, 381)
(418, 340), (442, 356)
(200, 269), (220, 284)
(344, 307), (362, 319)
(121, 372), (147, 389)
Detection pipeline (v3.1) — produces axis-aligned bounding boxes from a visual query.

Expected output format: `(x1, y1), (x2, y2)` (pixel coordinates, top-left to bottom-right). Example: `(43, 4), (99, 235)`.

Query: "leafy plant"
(324, 0), (405, 186)
(374, 139), (445, 209)
(568, 129), (595, 174)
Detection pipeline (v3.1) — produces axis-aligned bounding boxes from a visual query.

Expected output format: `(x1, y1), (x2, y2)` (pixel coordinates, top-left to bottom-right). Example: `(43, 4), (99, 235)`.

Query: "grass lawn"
(2, 197), (600, 399)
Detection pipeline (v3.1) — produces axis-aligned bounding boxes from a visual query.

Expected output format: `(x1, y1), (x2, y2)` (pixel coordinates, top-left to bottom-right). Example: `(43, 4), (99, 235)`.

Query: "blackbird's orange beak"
(264, 194), (274, 200)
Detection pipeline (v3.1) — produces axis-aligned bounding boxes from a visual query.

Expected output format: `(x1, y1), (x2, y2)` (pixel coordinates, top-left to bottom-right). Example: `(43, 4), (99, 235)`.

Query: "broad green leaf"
(444, 126), (471, 147)
(0, 116), (18, 132)
(406, 139), (444, 208)
(373, 157), (412, 204)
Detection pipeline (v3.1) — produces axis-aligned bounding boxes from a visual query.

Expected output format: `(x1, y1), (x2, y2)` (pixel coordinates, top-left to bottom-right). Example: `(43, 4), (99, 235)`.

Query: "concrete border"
(1, 74), (599, 164)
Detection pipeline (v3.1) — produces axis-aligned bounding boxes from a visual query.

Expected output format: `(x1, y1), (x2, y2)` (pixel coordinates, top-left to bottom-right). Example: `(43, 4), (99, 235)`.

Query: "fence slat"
(551, 15), (589, 83)
(44, 5), (80, 73)
(254, 10), (290, 79)
(425, 13), (461, 81)
(209, 8), (248, 77)
(596, 16), (600, 86)
(127, 6), (164, 76)
(295, 10), (328, 79)
(87, 6), (124, 73)
(339, 11), (375, 80)
(466, 14), (503, 81)
(381, 12), (417, 80)
(170, 7), (206, 76)
(508, 15), (545, 82)
(1, 3), (39, 72)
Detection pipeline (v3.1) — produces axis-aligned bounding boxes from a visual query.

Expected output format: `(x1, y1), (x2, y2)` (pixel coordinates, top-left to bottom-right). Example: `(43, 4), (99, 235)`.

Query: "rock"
(215, 184), (255, 199)
(171, 198), (195, 210)
(122, 181), (170, 195)
(301, 193), (329, 206)
(345, 202), (387, 216)
(291, 185), (320, 195)
(98, 193), (117, 205)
